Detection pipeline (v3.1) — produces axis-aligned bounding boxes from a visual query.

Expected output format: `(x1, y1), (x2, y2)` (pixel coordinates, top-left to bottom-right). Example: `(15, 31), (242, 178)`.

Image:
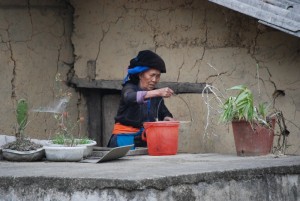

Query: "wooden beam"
(71, 78), (123, 90)
(157, 82), (209, 94)
(70, 78), (210, 94)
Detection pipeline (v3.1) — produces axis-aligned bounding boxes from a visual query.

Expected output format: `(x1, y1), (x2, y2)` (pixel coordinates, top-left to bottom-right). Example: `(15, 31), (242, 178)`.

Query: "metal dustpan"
(80, 145), (133, 163)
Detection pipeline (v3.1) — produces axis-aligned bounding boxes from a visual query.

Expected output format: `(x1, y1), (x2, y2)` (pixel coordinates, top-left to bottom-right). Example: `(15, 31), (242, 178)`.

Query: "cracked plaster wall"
(0, 0), (84, 140)
(71, 0), (300, 154)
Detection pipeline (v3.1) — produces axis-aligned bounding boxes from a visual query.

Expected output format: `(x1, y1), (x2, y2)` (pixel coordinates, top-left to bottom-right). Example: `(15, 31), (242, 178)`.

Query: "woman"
(107, 50), (175, 149)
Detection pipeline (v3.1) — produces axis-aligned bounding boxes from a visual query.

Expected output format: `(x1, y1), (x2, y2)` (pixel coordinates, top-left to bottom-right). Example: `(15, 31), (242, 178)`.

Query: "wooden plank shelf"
(70, 77), (210, 94)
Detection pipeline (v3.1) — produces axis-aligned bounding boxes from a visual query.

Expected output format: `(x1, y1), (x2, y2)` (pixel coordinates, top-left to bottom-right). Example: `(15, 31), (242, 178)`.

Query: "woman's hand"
(144, 87), (174, 99)
(163, 116), (176, 121)
(158, 87), (174, 98)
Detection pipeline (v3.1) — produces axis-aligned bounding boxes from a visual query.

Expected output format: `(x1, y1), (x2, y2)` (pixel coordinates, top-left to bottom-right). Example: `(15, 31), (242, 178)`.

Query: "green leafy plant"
(51, 134), (79, 147)
(2, 99), (42, 151)
(51, 134), (91, 147)
(77, 136), (92, 144)
(16, 99), (29, 139)
(220, 85), (271, 125)
(202, 63), (289, 156)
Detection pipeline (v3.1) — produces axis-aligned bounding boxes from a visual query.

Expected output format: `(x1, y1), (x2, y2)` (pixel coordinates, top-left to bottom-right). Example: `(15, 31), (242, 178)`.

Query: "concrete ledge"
(0, 154), (300, 200)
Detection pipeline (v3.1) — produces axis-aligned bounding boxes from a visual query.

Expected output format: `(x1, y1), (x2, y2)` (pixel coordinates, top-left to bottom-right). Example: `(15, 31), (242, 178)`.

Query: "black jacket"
(114, 82), (173, 128)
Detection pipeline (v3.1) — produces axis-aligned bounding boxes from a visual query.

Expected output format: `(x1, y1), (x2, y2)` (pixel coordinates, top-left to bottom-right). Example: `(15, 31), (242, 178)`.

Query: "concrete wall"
(71, 0), (300, 154)
(0, 174), (299, 201)
(0, 0), (86, 140)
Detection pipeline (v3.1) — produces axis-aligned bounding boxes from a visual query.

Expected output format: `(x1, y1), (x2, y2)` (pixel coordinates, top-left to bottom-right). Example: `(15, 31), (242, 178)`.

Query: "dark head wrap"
(129, 50), (166, 73)
(123, 50), (166, 85)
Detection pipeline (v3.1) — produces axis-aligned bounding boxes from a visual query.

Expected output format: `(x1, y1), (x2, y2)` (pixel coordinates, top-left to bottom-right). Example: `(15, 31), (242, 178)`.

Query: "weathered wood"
(81, 89), (103, 146)
(71, 78), (210, 94)
(71, 77), (123, 90)
(157, 82), (210, 94)
(209, 0), (300, 38)
(86, 60), (96, 81)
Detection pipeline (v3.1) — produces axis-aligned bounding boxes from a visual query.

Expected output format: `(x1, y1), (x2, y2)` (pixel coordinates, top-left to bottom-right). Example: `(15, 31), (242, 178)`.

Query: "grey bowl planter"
(78, 140), (97, 157)
(2, 148), (45, 162)
(45, 139), (97, 159)
(44, 146), (85, 162)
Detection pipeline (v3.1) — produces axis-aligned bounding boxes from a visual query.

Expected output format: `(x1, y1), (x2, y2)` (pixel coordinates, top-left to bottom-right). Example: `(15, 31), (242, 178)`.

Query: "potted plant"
(46, 128), (97, 159)
(43, 98), (97, 161)
(219, 85), (275, 156)
(43, 73), (96, 162)
(1, 99), (44, 162)
(43, 109), (97, 161)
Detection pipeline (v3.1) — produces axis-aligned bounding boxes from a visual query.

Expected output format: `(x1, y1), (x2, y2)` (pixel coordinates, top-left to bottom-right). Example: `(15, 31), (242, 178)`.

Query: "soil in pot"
(1, 139), (44, 162)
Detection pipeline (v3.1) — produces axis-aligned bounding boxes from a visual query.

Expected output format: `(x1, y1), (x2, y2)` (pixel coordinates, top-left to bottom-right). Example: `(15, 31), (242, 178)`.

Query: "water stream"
(31, 97), (69, 114)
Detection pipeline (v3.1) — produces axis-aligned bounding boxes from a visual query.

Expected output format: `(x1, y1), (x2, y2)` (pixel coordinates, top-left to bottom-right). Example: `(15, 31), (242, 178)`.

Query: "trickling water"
(31, 97), (70, 114)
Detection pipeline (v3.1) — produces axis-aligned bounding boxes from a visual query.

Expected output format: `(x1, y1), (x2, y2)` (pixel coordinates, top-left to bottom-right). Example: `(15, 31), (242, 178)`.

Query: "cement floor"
(1, 153), (299, 184)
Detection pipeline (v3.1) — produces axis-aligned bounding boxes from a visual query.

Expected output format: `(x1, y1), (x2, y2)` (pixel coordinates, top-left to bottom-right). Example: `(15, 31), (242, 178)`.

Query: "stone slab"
(0, 153), (299, 200)
(0, 153), (299, 183)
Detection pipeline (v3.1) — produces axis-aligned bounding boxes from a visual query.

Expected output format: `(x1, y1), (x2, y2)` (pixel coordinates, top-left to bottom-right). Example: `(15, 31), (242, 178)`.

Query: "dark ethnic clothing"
(107, 81), (173, 148)
(107, 50), (170, 148)
(114, 81), (173, 128)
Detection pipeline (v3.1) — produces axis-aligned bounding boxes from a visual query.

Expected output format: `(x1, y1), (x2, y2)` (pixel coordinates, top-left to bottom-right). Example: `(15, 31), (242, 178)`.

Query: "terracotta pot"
(232, 119), (275, 156)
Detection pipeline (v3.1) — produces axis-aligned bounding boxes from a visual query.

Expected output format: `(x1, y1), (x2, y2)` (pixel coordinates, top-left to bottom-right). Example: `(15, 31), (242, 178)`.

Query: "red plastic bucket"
(143, 121), (179, 156)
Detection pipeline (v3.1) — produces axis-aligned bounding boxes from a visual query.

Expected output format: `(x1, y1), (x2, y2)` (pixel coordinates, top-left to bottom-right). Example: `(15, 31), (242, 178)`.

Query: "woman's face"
(139, 68), (161, 90)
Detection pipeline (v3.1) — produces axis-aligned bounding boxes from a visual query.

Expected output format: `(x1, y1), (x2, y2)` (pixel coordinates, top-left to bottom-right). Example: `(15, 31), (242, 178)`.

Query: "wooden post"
(82, 89), (103, 146)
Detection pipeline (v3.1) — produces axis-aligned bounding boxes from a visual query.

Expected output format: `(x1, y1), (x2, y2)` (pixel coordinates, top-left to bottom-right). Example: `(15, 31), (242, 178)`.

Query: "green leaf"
(228, 85), (246, 91)
(16, 99), (28, 132)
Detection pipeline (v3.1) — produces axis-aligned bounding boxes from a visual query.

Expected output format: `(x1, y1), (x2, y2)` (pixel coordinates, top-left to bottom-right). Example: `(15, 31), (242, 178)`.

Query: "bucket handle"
(142, 125), (154, 141)
(142, 128), (147, 141)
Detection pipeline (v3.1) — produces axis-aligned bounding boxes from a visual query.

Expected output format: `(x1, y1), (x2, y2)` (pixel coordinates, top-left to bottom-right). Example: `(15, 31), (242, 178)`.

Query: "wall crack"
(7, 39), (17, 100)
(95, 15), (124, 63)
(196, 7), (208, 83)
(177, 61), (184, 82)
